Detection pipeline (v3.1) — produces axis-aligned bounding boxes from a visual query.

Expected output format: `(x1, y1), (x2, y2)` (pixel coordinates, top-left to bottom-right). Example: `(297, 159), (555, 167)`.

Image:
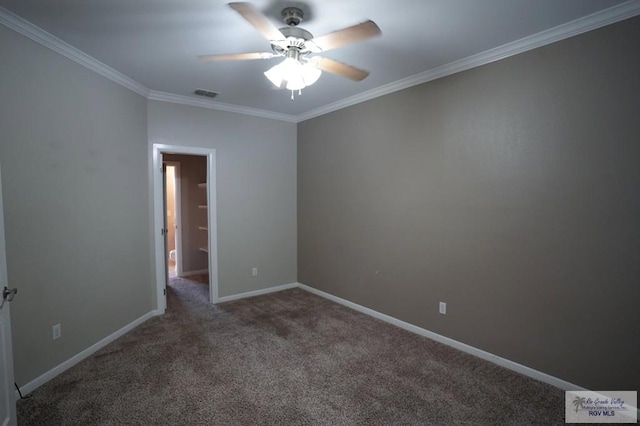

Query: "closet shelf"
(198, 181), (208, 255)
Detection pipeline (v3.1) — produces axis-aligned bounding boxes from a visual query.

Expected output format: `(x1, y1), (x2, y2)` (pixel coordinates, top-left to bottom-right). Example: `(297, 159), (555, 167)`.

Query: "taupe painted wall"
(163, 154), (208, 274)
(0, 26), (153, 385)
(298, 17), (640, 390)
(148, 101), (297, 297)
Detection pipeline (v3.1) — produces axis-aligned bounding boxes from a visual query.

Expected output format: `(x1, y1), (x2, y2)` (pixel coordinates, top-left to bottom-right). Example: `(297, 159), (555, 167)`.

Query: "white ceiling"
(0, 0), (636, 119)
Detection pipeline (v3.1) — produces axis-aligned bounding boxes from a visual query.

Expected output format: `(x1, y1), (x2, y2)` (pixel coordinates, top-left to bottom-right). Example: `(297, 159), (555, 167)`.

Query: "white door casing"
(152, 144), (219, 312)
(0, 164), (17, 426)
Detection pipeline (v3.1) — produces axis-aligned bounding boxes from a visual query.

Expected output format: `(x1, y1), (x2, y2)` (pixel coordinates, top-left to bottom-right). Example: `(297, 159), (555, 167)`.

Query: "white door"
(0, 164), (17, 426)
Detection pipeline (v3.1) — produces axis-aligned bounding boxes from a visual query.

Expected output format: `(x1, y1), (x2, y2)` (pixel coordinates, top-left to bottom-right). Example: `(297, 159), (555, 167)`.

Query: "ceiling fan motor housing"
(272, 26), (314, 55)
(280, 27), (313, 42)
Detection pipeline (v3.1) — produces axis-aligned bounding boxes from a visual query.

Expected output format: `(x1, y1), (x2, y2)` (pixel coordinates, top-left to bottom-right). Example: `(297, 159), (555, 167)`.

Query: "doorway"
(163, 162), (181, 278)
(153, 144), (218, 314)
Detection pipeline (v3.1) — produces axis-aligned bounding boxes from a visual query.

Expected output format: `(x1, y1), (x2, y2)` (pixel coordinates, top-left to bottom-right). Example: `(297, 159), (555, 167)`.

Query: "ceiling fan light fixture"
(264, 57), (296, 88)
(302, 62), (322, 85)
(264, 56), (322, 93)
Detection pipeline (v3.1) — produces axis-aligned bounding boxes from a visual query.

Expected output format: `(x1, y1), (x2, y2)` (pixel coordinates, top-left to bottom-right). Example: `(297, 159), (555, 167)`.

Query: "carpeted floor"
(17, 277), (565, 425)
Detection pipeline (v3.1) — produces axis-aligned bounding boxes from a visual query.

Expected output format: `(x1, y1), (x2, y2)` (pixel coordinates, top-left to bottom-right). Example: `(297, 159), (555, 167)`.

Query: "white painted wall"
(0, 25), (153, 386)
(147, 101), (297, 298)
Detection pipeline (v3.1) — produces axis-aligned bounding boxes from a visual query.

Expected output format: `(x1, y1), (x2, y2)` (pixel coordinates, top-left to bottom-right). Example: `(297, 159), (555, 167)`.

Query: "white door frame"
(152, 144), (219, 313)
(0, 164), (17, 426)
(162, 161), (183, 277)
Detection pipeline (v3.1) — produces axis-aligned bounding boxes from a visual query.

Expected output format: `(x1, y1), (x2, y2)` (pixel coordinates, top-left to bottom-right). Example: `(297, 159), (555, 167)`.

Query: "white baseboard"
(297, 282), (587, 392)
(14, 281), (297, 398)
(179, 269), (208, 278)
(16, 310), (160, 399)
(13, 282), (600, 403)
(216, 282), (298, 303)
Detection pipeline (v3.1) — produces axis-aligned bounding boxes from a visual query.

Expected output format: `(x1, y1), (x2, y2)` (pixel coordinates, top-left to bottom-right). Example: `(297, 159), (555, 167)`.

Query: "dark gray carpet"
(18, 277), (565, 425)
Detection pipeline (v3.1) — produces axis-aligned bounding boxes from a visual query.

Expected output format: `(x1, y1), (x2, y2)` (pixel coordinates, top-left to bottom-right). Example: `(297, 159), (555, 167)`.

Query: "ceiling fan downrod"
(281, 7), (304, 27)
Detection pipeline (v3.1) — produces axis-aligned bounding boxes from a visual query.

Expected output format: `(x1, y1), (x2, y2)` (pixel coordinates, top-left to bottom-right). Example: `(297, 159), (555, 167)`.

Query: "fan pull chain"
(290, 89), (303, 101)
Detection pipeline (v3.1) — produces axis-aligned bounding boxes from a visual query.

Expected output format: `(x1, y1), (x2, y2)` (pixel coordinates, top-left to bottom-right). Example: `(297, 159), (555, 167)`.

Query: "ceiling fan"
(198, 2), (381, 100)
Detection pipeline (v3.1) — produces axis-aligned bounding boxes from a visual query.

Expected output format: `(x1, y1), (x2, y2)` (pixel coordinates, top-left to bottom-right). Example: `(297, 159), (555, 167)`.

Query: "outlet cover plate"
(53, 324), (61, 340)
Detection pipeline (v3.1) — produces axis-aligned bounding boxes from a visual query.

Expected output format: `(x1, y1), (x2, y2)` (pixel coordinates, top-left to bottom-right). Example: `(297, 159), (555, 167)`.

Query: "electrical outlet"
(439, 302), (447, 315)
(52, 324), (61, 340)
(252, 267), (258, 276)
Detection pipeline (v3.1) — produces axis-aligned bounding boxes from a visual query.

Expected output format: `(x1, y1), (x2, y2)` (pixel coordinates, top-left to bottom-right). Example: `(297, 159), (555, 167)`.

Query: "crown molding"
(0, 6), (295, 122)
(296, 0), (640, 122)
(0, 5), (150, 97)
(148, 91), (297, 123)
(0, 6), (297, 123)
(2, 1), (639, 123)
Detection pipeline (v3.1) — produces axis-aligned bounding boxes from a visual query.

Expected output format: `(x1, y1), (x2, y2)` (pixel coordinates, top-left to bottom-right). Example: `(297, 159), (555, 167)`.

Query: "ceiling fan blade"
(312, 57), (370, 81)
(310, 20), (381, 52)
(198, 52), (276, 62)
(228, 2), (284, 41)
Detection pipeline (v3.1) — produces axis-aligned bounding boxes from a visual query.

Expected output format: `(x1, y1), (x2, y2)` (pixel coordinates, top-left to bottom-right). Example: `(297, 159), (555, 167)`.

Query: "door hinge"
(163, 288), (166, 296)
